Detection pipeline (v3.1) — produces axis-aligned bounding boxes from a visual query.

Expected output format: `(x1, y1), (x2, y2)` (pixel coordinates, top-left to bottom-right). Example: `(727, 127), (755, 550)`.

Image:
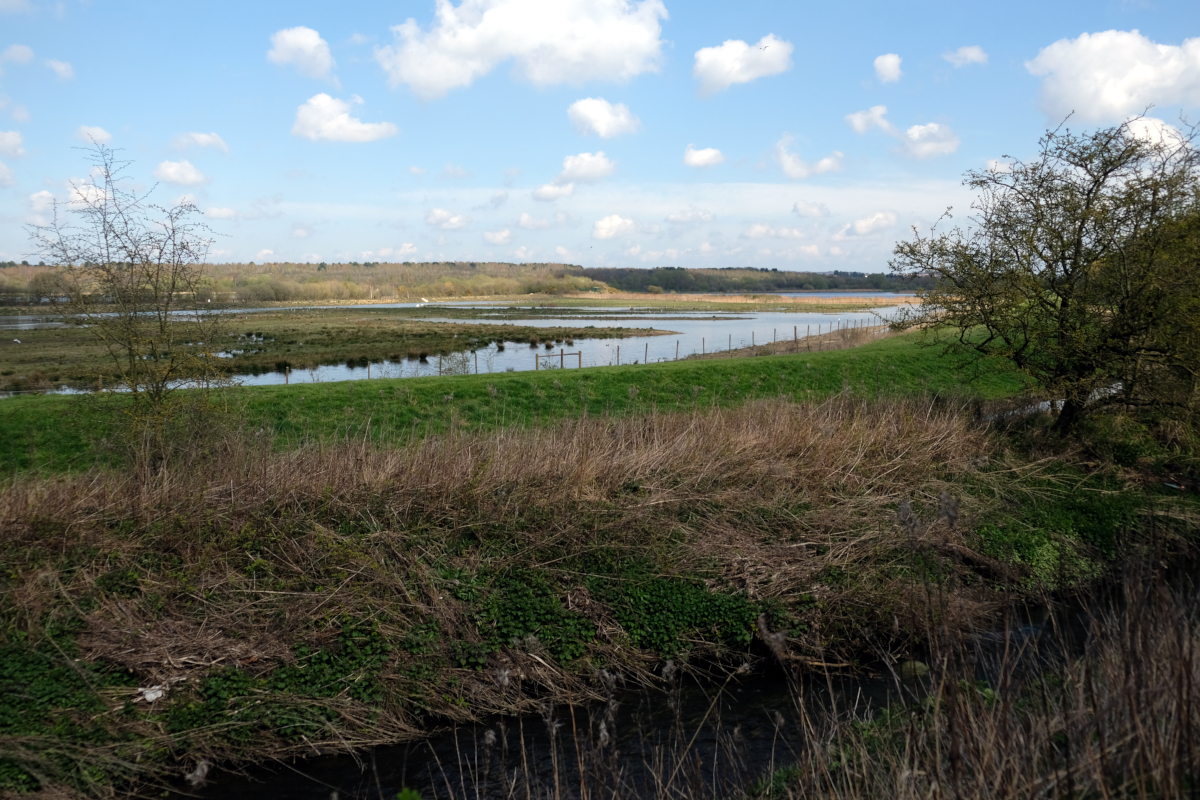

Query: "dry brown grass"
(0, 394), (1108, 795)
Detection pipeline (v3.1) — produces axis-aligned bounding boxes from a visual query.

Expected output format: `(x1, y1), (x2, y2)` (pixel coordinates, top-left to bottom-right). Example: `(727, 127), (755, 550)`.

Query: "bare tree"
(890, 117), (1200, 434)
(28, 143), (232, 462)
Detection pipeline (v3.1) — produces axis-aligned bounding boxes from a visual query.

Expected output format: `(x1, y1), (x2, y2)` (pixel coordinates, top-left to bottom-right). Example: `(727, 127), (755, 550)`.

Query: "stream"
(175, 602), (1081, 800)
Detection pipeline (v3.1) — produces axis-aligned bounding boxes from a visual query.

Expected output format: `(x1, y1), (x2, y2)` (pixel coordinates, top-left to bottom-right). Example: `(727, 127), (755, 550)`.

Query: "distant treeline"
(582, 266), (934, 294)
(2, 260), (931, 305)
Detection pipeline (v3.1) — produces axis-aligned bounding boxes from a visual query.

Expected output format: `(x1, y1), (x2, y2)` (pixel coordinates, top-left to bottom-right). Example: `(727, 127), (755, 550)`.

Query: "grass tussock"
(0, 394), (1032, 794)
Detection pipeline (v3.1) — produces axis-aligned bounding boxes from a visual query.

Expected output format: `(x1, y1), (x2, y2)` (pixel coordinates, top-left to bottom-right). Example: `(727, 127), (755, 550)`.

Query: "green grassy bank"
(1, 332), (1028, 474)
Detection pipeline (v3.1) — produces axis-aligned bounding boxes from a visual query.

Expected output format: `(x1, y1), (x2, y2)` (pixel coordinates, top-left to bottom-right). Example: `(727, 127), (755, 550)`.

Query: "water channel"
(175, 600), (1086, 800)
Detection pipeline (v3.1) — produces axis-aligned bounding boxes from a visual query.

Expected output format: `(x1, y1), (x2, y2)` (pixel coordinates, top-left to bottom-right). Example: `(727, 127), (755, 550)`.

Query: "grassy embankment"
(3, 331), (1024, 474)
(1, 332), (1196, 797)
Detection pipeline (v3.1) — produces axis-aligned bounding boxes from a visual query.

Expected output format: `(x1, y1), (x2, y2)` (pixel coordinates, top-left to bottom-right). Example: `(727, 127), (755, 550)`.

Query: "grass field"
(1, 331), (1029, 474)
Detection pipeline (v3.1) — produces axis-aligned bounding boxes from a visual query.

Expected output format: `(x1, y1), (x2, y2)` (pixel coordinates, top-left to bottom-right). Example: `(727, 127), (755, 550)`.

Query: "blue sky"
(1, 0), (1198, 270)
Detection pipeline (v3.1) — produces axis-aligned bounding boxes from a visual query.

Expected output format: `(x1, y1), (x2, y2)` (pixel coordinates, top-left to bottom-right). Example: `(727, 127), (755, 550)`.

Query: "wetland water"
(232, 302), (909, 387)
(179, 603), (1071, 800)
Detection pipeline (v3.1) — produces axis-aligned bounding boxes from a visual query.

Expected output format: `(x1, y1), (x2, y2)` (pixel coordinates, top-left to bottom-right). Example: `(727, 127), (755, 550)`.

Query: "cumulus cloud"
(592, 214), (635, 240)
(409, 166), (427, 175)
(291, 224), (313, 239)
(518, 212), (550, 229)
(441, 163), (467, 178)
(559, 151), (616, 182)
(1, 44), (33, 63)
(75, 125), (112, 144)
(483, 228), (511, 244)
(533, 182), (574, 201)
(268, 26), (336, 80)
(45, 58), (72, 79)
(665, 208), (713, 224)
(846, 105), (896, 134)
(426, 208), (468, 229)
(944, 45), (987, 67)
(292, 94), (398, 142)
(1026, 31), (1200, 122)
(683, 144), (724, 167)
(874, 53), (902, 82)
(153, 160), (207, 186)
(1123, 115), (1189, 147)
(792, 200), (830, 217)
(173, 132), (229, 152)
(254, 249), (275, 262)
(0, 161), (13, 186)
(899, 123), (960, 158)
(773, 135), (842, 179)
(846, 106), (960, 158)
(533, 151), (615, 201)
(0, 130), (26, 157)
(835, 210), (897, 239)
(375, 0), (668, 99)
(568, 97), (640, 137)
(693, 34), (793, 95)
(205, 207), (237, 219)
(741, 224), (805, 239)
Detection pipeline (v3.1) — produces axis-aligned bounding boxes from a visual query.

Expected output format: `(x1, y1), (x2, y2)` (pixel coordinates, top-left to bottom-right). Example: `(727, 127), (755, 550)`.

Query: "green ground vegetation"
(1, 331), (1028, 474)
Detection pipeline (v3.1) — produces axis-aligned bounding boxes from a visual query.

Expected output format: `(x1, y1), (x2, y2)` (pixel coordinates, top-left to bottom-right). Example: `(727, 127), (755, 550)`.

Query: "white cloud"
(255, 249), (275, 262)
(441, 163), (467, 178)
(568, 97), (640, 138)
(693, 34), (793, 95)
(0, 130), (25, 157)
(268, 26), (336, 80)
(741, 224), (805, 239)
(1026, 31), (1200, 122)
(874, 53), (902, 82)
(0, 161), (13, 186)
(375, 0), (668, 99)
(533, 182), (574, 201)
(559, 151), (616, 182)
(514, 245), (534, 259)
(74, 125), (111, 144)
(153, 160), (207, 186)
(409, 166), (427, 175)
(518, 212), (550, 229)
(900, 123), (960, 158)
(1, 44), (33, 63)
(392, 243), (419, 257)
(45, 59), (72, 79)
(943, 45), (987, 67)
(835, 211), (897, 239)
(846, 106), (960, 158)
(665, 208), (713, 223)
(173, 132), (229, 153)
(1123, 115), (1190, 148)
(683, 144), (724, 167)
(846, 105), (896, 134)
(477, 190), (508, 209)
(291, 224), (314, 239)
(29, 189), (54, 213)
(205, 207), (237, 219)
(426, 208), (468, 229)
(592, 214), (635, 239)
(792, 200), (830, 217)
(985, 159), (1013, 173)
(291, 94), (399, 142)
(555, 245), (571, 258)
(483, 228), (511, 244)
(10, 105), (28, 122)
(774, 135), (842, 179)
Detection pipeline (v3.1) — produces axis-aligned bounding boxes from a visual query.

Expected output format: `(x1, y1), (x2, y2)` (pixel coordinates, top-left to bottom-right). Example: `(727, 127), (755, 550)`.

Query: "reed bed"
(0, 394), (1182, 797)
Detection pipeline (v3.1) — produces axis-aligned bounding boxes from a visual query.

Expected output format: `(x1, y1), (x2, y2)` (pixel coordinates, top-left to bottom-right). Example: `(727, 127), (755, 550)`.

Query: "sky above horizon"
(0, 0), (1198, 272)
